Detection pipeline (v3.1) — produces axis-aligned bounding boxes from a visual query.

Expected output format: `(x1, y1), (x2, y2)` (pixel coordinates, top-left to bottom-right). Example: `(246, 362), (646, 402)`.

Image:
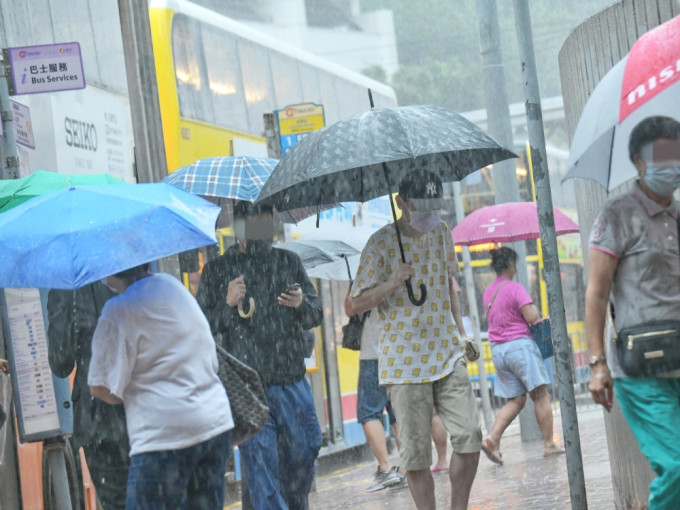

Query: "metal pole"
(452, 182), (493, 435)
(474, 0), (540, 441)
(0, 59), (20, 180)
(319, 280), (344, 445)
(44, 441), (73, 510)
(512, 1), (587, 508)
(118, 0), (181, 278)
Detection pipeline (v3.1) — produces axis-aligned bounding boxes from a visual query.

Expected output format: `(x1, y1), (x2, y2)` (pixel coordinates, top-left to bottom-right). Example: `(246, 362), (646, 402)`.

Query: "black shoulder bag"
(342, 311), (370, 351)
(610, 216), (680, 376)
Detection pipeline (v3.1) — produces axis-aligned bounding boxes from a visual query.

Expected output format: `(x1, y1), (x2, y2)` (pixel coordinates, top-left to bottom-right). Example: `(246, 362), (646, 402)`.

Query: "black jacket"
(197, 244), (323, 387)
(47, 283), (129, 452)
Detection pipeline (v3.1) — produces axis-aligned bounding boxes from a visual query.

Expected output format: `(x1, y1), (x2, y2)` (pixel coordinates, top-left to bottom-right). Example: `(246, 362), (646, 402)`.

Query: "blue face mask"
(644, 163), (680, 197)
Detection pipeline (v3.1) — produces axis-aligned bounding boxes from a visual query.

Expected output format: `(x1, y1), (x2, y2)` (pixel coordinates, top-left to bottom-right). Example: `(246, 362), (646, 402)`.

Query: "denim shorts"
(491, 337), (550, 398)
(357, 359), (397, 425)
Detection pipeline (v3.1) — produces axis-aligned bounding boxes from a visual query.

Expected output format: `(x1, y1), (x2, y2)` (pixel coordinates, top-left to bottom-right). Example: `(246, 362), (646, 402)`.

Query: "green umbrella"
(0, 170), (127, 212)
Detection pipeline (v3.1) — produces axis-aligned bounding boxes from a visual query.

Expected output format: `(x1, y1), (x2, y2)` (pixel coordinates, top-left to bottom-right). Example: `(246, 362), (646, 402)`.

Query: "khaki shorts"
(387, 364), (482, 471)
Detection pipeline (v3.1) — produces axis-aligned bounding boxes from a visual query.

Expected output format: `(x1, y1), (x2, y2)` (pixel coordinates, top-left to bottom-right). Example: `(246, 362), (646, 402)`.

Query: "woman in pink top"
(480, 247), (564, 465)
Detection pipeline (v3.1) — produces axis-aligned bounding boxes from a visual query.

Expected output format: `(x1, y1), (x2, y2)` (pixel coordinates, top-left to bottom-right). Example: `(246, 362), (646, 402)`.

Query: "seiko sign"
(64, 117), (97, 152)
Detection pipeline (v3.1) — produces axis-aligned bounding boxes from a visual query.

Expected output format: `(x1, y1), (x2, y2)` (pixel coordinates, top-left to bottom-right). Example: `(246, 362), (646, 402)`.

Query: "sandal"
(481, 437), (504, 465)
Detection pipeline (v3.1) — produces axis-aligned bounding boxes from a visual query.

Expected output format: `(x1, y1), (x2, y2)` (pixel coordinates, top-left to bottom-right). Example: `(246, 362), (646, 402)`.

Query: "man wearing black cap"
(197, 201), (323, 510)
(349, 169), (482, 510)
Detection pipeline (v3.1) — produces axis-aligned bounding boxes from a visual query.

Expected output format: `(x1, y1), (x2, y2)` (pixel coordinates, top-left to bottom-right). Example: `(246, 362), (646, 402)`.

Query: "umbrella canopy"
(256, 104), (516, 304)
(0, 183), (220, 290)
(0, 170), (127, 212)
(256, 105), (517, 211)
(275, 226), (376, 280)
(163, 156), (332, 226)
(563, 15), (680, 191)
(451, 202), (579, 246)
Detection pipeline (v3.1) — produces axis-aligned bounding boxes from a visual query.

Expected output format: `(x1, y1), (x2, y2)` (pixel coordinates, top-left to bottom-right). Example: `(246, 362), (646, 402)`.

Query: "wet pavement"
(227, 407), (616, 509)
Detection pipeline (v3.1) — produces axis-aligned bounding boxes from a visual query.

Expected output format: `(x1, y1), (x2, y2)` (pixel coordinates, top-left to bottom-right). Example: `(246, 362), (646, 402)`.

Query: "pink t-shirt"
(482, 276), (533, 343)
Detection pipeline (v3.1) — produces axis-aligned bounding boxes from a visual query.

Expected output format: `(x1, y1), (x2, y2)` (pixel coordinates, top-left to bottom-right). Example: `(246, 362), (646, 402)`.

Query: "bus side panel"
(149, 7), (182, 174)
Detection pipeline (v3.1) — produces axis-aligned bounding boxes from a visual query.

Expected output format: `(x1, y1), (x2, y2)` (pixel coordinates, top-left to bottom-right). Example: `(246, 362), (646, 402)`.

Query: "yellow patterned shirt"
(352, 221), (464, 385)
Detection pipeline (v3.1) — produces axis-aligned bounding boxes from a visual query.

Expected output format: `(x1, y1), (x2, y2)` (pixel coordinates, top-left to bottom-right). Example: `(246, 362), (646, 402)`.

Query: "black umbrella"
(257, 102), (517, 304)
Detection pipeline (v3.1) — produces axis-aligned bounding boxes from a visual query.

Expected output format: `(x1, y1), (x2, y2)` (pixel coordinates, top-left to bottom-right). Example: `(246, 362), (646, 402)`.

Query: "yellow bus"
(148, 0), (398, 173)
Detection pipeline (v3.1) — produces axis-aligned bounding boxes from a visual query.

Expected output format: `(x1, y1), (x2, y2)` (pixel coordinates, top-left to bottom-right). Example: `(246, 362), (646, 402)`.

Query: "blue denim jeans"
(357, 359), (396, 425)
(126, 431), (230, 510)
(238, 378), (322, 510)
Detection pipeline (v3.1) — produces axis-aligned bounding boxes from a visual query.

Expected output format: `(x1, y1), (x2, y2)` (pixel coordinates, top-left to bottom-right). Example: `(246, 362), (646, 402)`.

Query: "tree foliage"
(361, 0), (613, 111)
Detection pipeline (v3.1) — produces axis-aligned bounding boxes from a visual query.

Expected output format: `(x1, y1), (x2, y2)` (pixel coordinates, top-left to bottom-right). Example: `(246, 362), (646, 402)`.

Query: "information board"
(4, 42), (86, 96)
(276, 103), (325, 156)
(2, 288), (72, 442)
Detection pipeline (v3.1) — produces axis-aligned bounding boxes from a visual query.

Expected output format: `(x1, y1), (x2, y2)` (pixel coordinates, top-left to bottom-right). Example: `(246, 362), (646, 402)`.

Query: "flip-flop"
(481, 437), (504, 465)
(430, 465), (448, 473)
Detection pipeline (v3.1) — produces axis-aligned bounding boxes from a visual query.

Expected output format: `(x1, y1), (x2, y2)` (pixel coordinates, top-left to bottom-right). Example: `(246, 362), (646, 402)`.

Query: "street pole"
(512, 1), (587, 508)
(118, 0), (181, 278)
(474, 0), (540, 441)
(0, 59), (20, 180)
(452, 182), (493, 435)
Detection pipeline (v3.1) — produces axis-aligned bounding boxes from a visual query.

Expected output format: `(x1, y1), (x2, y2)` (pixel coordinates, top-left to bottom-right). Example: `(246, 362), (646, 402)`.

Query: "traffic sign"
(3, 42), (86, 96)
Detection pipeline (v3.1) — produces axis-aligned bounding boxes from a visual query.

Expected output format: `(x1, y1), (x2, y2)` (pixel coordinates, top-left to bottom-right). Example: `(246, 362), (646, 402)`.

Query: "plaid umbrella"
(163, 156), (330, 227)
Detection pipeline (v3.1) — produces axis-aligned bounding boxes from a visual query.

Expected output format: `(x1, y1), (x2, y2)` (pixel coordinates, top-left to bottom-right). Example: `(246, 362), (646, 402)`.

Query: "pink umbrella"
(451, 201), (579, 246)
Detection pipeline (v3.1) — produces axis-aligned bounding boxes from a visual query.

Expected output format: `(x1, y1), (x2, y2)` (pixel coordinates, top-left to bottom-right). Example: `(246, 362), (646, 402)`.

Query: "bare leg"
(431, 412), (448, 470)
(449, 451), (480, 510)
(488, 394), (526, 449)
(406, 469), (435, 510)
(529, 385), (564, 455)
(363, 420), (391, 472)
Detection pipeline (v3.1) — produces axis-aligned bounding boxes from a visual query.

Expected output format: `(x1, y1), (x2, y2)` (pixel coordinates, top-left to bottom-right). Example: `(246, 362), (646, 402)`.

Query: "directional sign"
(4, 42), (86, 96)
(276, 103), (324, 156)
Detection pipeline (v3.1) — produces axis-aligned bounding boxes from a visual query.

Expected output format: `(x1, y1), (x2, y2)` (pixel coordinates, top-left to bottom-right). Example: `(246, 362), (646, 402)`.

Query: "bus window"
(202, 25), (249, 133)
(172, 15), (214, 124)
(238, 40), (276, 134)
(317, 70), (340, 123)
(334, 79), (370, 116)
(298, 62), (322, 106)
(270, 52), (304, 108)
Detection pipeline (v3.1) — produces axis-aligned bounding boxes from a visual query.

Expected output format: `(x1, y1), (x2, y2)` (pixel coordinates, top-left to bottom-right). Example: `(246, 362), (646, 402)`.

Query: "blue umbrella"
(163, 156), (336, 226)
(0, 183), (220, 290)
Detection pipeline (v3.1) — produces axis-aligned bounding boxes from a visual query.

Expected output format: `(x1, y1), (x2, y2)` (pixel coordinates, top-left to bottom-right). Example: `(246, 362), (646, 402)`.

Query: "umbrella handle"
(238, 297), (255, 319)
(405, 279), (427, 306)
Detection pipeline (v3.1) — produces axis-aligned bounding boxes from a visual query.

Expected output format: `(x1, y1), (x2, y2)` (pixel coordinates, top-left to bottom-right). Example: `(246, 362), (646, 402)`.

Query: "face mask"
(644, 163), (680, 197)
(245, 239), (273, 257)
(409, 210), (441, 232)
(100, 277), (121, 294)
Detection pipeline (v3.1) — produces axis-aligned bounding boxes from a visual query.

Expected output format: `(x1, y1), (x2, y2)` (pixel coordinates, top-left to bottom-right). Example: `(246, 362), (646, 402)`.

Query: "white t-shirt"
(359, 310), (380, 361)
(88, 274), (233, 456)
(352, 222), (464, 385)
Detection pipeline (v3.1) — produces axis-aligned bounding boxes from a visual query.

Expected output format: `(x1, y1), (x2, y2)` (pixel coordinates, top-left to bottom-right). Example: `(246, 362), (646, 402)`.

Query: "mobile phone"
(284, 283), (301, 293)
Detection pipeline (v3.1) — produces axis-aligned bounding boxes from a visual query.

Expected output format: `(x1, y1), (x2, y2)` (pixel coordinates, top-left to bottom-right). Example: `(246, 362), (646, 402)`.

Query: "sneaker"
(365, 466), (402, 492)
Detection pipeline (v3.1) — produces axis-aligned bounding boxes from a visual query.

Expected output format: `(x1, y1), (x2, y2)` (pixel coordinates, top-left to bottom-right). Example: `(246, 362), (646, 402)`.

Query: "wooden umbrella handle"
(237, 297), (255, 319)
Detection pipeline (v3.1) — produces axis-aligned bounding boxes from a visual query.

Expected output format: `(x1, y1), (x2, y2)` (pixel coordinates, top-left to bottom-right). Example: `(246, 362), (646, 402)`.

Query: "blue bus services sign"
(3, 42), (86, 96)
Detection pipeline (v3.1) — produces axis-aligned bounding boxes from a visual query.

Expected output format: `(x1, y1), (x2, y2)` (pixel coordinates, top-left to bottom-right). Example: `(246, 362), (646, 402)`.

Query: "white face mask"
(100, 277), (121, 294)
(409, 210), (441, 232)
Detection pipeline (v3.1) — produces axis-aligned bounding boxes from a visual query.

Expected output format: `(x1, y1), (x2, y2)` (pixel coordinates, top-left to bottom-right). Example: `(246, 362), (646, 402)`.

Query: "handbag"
(612, 314), (680, 377)
(342, 311), (369, 351)
(215, 344), (270, 446)
(530, 318), (554, 359)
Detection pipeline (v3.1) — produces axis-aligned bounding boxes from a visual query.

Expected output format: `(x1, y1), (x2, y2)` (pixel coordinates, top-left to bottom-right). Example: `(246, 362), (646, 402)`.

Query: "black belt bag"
(615, 320), (680, 377)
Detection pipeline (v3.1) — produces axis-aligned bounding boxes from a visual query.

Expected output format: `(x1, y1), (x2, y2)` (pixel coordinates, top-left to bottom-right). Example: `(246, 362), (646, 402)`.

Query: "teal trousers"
(614, 377), (680, 510)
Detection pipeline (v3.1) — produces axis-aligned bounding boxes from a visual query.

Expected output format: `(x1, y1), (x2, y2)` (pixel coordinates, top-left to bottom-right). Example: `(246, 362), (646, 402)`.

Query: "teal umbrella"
(0, 170), (127, 212)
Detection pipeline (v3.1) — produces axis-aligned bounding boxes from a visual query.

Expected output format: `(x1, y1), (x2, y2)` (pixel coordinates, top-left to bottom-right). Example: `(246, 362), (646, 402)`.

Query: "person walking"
(586, 116), (680, 510)
(88, 264), (233, 509)
(349, 169), (482, 510)
(47, 283), (130, 509)
(345, 291), (405, 492)
(480, 247), (564, 465)
(197, 201), (323, 510)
